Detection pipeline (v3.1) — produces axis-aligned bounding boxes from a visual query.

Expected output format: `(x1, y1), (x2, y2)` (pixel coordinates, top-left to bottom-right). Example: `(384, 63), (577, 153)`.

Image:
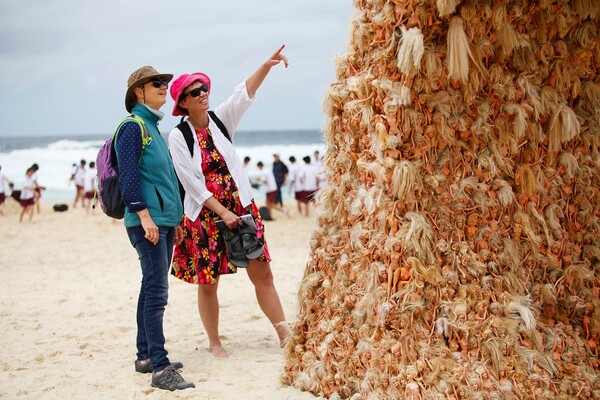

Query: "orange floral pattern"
(171, 127), (270, 285)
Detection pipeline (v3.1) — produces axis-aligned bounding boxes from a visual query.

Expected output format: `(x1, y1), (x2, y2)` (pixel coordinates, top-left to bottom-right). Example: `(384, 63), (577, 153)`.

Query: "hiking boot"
(151, 365), (195, 391)
(134, 359), (184, 374)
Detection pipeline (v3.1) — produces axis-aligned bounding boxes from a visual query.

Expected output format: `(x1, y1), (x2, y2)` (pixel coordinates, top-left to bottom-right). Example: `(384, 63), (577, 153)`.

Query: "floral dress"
(171, 127), (270, 285)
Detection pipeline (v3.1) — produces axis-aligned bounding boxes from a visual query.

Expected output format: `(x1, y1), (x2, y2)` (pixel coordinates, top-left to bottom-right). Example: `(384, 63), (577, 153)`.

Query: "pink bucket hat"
(170, 72), (211, 116)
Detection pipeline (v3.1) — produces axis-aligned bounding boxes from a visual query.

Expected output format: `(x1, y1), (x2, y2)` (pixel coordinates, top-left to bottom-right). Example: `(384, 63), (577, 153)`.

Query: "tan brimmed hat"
(125, 66), (173, 112)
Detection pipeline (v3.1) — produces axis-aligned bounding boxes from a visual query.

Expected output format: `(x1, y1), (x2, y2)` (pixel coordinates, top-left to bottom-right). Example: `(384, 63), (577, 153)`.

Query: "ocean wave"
(1, 134), (325, 201)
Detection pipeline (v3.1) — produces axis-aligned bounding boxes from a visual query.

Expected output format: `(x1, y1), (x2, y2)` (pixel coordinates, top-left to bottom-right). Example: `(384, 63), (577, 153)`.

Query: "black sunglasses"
(148, 79), (169, 89)
(185, 84), (209, 98)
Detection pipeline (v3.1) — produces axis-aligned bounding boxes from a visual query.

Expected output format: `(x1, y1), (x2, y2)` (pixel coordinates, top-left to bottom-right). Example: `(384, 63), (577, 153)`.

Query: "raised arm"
(245, 44), (289, 98)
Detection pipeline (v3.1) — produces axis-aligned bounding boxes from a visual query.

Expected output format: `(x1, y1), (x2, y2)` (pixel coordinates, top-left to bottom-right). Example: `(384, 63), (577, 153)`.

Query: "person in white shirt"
(286, 156), (304, 217)
(83, 161), (97, 213)
(257, 161), (288, 217)
(70, 159), (86, 208)
(19, 166), (36, 222)
(29, 163), (45, 214)
(0, 165), (13, 215)
(299, 156), (319, 217)
(313, 150), (326, 189)
(244, 156), (260, 189)
(313, 150), (322, 169)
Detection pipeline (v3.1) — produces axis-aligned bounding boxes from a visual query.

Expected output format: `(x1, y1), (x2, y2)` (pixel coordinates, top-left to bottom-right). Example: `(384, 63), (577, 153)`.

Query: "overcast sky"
(0, 1), (355, 137)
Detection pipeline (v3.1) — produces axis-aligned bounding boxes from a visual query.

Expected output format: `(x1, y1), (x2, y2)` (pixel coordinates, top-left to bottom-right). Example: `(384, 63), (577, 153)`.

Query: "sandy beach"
(0, 199), (322, 400)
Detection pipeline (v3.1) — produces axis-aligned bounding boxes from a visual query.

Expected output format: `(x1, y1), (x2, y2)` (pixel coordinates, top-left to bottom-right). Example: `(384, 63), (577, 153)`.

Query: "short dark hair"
(303, 156), (311, 163)
(289, 156), (296, 162)
(257, 161), (264, 167)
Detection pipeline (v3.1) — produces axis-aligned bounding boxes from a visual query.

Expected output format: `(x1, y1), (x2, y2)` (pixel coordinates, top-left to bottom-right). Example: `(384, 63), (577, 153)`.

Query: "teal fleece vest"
(124, 104), (183, 228)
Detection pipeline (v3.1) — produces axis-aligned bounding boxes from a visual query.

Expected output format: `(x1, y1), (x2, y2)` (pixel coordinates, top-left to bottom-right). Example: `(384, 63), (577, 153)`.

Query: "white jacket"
(168, 81), (255, 221)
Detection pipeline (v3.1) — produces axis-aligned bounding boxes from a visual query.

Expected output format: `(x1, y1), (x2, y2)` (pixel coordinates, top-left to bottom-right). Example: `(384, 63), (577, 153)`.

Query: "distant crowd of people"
(245, 150), (325, 219)
(0, 149), (324, 223)
(0, 163), (45, 222)
(0, 158), (99, 222)
(68, 159), (97, 212)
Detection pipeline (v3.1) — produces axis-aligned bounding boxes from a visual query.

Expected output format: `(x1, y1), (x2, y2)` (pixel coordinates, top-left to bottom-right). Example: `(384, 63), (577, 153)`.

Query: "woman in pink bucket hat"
(168, 45), (289, 358)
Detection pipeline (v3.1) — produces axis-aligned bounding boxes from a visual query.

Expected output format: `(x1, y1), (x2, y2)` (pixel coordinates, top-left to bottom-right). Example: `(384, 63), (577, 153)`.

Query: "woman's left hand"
(267, 44), (289, 68)
(246, 44), (289, 97)
(174, 226), (184, 245)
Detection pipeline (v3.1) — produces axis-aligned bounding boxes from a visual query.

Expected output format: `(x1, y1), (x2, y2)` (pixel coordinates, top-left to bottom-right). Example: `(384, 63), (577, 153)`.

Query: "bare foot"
(209, 344), (229, 358)
(274, 321), (290, 348)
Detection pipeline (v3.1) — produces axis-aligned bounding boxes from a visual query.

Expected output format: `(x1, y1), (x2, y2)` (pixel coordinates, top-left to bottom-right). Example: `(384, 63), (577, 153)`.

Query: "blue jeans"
(127, 225), (174, 372)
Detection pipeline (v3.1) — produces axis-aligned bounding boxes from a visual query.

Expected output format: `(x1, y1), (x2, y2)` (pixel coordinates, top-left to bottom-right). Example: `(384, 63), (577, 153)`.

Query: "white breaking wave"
(1, 138), (324, 202)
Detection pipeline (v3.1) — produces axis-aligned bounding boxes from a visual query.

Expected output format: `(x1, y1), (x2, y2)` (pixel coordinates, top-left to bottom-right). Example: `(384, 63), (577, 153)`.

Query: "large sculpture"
(283, 0), (600, 398)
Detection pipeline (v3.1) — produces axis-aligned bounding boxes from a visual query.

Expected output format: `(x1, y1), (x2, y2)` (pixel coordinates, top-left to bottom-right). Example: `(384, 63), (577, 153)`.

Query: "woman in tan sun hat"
(115, 66), (193, 391)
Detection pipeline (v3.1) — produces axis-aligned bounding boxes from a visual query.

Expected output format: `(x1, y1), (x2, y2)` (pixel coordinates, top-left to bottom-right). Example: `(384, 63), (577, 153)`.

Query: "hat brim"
(125, 73), (174, 113)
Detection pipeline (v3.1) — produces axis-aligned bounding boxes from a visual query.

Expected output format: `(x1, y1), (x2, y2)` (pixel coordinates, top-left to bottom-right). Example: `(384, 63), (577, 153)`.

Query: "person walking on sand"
(272, 153), (288, 207)
(286, 156), (303, 217)
(30, 163), (45, 214)
(19, 166), (36, 222)
(0, 165), (13, 216)
(117, 65), (193, 391)
(299, 156), (319, 217)
(314, 150), (326, 189)
(168, 45), (290, 358)
(257, 161), (288, 218)
(69, 160), (86, 208)
(83, 161), (97, 213)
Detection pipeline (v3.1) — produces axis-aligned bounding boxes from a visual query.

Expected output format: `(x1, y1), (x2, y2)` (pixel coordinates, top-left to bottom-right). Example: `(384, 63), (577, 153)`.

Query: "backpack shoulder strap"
(114, 116), (152, 151)
(130, 115), (152, 151)
(175, 112), (230, 158)
(176, 118), (195, 157)
(112, 116), (151, 168)
(208, 111), (231, 142)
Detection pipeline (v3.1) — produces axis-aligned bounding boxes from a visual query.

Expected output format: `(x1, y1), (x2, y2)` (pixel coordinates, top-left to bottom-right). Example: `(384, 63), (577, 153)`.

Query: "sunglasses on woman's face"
(185, 84), (209, 98)
(149, 79), (169, 89)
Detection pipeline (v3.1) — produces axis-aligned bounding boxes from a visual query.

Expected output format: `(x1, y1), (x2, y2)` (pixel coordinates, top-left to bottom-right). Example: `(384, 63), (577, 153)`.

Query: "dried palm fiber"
(283, 0), (600, 398)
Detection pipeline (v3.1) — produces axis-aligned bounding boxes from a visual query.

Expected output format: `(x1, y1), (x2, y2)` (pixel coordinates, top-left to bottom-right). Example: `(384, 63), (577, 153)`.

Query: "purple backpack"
(94, 116), (151, 219)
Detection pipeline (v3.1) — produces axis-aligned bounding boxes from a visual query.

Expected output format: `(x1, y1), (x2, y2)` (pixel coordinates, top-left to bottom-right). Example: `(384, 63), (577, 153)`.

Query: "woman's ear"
(178, 97), (187, 113)
(134, 86), (144, 98)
